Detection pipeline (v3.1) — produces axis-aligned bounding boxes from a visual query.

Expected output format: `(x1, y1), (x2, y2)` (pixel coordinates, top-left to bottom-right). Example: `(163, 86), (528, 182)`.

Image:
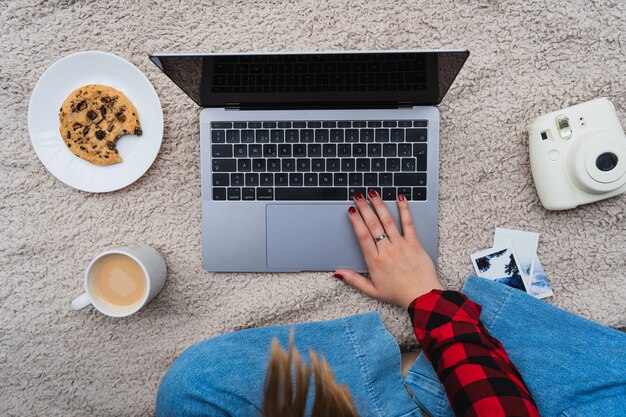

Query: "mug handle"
(71, 293), (91, 310)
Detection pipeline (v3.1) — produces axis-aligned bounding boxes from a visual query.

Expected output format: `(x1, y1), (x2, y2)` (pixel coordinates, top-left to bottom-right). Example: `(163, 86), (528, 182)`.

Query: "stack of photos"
(470, 228), (554, 299)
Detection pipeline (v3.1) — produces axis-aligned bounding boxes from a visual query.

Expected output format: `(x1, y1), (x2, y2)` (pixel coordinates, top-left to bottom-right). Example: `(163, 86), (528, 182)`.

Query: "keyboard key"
(212, 122), (232, 129)
(398, 120), (412, 127)
(267, 158), (281, 172)
(375, 129), (390, 142)
(308, 121), (321, 128)
(356, 158), (370, 171)
(233, 122), (247, 128)
(241, 130), (255, 143)
(368, 144), (382, 157)
(372, 158), (385, 171)
(338, 121), (352, 128)
(290, 173), (304, 186)
(394, 173), (427, 186)
(238, 159), (252, 172)
(275, 187), (347, 201)
(402, 158), (416, 171)
(271, 130), (285, 143)
(301, 129), (314, 143)
(382, 121), (397, 127)
(337, 144), (351, 157)
(413, 120), (428, 127)
(245, 173), (259, 186)
(323, 144), (336, 157)
(334, 173), (347, 186)
(275, 173), (289, 186)
(312, 159), (325, 171)
(263, 122), (277, 128)
(226, 130), (240, 143)
(212, 159), (236, 172)
(315, 129), (329, 143)
(227, 187), (241, 200)
(212, 145), (232, 158)
(319, 173), (333, 186)
(263, 144), (277, 157)
(390, 129), (404, 142)
(293, 121), (306, 128)
(345, 129), (359, 142)
(326, 158), (341, 171)
(383, 144), (397, 157)
(379, 173), (393, 186)
(382, 187), (396, 201)
(212, 130), (226, 143)
(349, 173), (363, 186)
(307, 144), (321, 157)
(212, 187), (226, 200)
(231, 173), (244, 186)
(360, 129), (374, 142)
(278, 144), (292, 157)
(398, 143), (412, 157)
(285, 129), (299, 143)
(367, 121), (382, 127)
(364, 173), (378, 186)
(349, 187), (366, 199)
(367, 187), (381, 200)
(282, 159), (296, 172)
(278, 122), (291, 128)
(212, 173), (229, 186)
(406, 129), (427, 142)
(242, 187), (255, 200)
(413, 187), (427, 200)
(257, 187), (274, 200)
(249, 144), (262, 157)
(353, 144), (366, 157)
(256, 130), (270, 143)
(323, 121), (337, 128)
(260, 173), (273, 186)
(293, 144), (307, 157)
(297, 159), (310, 172)
(414, 144), (427, 171)
(234, 144), (247, 158)
(304, 173), (318, 186)
(330, 129), (344, 143)
(387, 158), (401, 171)
(341, 158), (355, 171)
(248, 122), (262, 128)
(353, 121), (366, 128)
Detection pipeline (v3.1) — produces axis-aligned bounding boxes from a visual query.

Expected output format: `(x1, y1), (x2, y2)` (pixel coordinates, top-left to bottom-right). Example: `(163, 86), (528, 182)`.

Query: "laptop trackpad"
(266, 204), (366, 271)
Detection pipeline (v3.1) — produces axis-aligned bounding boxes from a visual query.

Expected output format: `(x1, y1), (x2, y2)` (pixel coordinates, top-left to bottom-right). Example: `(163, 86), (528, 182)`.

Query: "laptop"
(149, 50), (469, 272)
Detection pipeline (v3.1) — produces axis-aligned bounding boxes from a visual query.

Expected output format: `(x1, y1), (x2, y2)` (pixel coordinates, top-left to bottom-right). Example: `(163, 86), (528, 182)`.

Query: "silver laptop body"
(150, 50), (469, 272)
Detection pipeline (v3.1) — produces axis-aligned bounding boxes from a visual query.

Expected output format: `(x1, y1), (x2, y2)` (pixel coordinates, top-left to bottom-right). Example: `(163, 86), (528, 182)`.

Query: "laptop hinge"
(225, 103), (240, 111)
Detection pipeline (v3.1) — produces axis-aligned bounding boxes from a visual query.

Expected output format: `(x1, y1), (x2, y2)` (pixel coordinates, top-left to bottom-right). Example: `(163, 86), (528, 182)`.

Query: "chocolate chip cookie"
(59, 84), (142, 165)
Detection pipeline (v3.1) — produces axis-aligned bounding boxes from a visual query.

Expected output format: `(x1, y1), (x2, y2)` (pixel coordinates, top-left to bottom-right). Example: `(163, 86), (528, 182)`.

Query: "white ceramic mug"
(71, 245), (167, 317)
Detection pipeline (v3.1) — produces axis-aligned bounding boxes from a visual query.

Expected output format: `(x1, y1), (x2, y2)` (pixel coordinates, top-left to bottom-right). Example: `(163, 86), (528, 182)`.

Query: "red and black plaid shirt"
(408, 290), (539, 417)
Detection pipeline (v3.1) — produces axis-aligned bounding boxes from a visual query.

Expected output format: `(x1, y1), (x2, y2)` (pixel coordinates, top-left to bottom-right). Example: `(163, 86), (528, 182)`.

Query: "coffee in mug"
(71, 245), (166, 317)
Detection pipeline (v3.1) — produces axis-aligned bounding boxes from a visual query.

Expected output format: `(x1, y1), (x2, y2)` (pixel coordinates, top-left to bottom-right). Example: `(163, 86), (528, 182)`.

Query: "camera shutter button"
(548, 150), (560, 161)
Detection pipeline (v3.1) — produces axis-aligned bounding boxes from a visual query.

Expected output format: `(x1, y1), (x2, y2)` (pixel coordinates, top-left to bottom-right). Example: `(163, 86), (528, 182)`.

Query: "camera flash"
(556, 115), (572, 139)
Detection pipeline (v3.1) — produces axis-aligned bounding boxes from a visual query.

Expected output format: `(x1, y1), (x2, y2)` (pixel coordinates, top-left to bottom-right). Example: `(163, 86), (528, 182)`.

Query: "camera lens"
(596, 152), (618, 172)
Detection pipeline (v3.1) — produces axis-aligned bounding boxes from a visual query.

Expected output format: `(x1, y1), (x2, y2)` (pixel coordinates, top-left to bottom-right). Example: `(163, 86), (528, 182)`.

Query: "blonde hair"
(263, 332), (359, 417)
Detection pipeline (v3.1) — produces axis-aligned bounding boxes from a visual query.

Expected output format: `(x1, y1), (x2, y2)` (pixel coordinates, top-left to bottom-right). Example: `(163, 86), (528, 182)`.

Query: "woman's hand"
(334, 190), (443, 309)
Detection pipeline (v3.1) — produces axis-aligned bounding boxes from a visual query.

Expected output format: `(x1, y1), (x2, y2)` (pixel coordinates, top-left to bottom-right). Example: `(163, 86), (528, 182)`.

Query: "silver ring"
(374, 233), (388, 243)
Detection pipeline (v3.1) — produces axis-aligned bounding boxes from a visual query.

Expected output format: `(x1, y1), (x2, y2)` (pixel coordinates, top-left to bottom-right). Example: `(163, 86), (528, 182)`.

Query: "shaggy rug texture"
(1, 0), (625, 415)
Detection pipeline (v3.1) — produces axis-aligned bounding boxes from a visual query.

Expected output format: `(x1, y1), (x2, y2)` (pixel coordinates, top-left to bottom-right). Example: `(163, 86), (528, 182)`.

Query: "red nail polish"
(348, 206), (356, 214)
(354, 192), (364, 201)
(399, 193), (406, 202)
(368, 190), (378, 199)
(333, 273), (344, 280)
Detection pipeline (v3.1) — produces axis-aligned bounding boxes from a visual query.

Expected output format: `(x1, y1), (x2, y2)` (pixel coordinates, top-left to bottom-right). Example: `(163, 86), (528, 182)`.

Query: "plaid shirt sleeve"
(408, 290), (539, 417)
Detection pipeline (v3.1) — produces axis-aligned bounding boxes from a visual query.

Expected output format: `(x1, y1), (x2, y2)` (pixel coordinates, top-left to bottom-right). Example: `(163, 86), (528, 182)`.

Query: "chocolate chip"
(100, 105), (107, 118)
(87, 110), (97, 120)
(72, 122), (82, 131)
(114, 149), (118, 154)
(134, 127), (142, 136)
(95, 130), (106, 140)
(66, 131), (71, 139)
(92, 145), (96, 149)
(104, 155), (109, 159)
(115, 112), (126, 123)
(107, 141), (115, 150)
(82, 127), (89, 135)
(76, 101), (87, 111)
(67, 143), (71, 148)
(79, 145), (86, 151)
(102, 96), (111, 103)
(108, 123), (114, 132)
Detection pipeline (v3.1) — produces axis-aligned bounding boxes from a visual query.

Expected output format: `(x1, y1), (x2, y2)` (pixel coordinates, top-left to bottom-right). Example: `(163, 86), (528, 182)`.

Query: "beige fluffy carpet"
(1, 0), (625, 415)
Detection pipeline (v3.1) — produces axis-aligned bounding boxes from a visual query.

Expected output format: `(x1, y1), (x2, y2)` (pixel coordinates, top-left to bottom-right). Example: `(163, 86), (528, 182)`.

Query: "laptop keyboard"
(210, 120), (428, 201)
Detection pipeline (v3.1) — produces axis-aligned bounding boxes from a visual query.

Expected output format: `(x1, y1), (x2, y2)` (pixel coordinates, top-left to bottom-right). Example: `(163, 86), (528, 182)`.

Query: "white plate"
(28, 51), (163, 193)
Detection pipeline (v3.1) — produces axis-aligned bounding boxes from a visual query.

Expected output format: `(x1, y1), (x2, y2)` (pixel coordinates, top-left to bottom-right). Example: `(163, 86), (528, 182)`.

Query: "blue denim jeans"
(156, 276), (626, 417)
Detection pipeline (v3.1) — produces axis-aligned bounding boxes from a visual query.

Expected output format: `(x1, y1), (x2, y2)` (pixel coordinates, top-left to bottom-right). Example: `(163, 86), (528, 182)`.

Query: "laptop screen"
(150, 50), (469, 109)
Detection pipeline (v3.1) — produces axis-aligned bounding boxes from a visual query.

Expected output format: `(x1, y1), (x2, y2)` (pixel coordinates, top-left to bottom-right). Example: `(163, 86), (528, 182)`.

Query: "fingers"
(397, 193), (418, 241)
(347, 206), (378, 257)
(353, 192), (389, 244)
(333, 270), (379, 299)
(366, 189), (402, 241)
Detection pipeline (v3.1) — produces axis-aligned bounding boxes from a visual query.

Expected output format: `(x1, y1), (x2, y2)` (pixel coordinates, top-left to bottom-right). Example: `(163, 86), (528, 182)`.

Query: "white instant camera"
(529, 97), (626, 210)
